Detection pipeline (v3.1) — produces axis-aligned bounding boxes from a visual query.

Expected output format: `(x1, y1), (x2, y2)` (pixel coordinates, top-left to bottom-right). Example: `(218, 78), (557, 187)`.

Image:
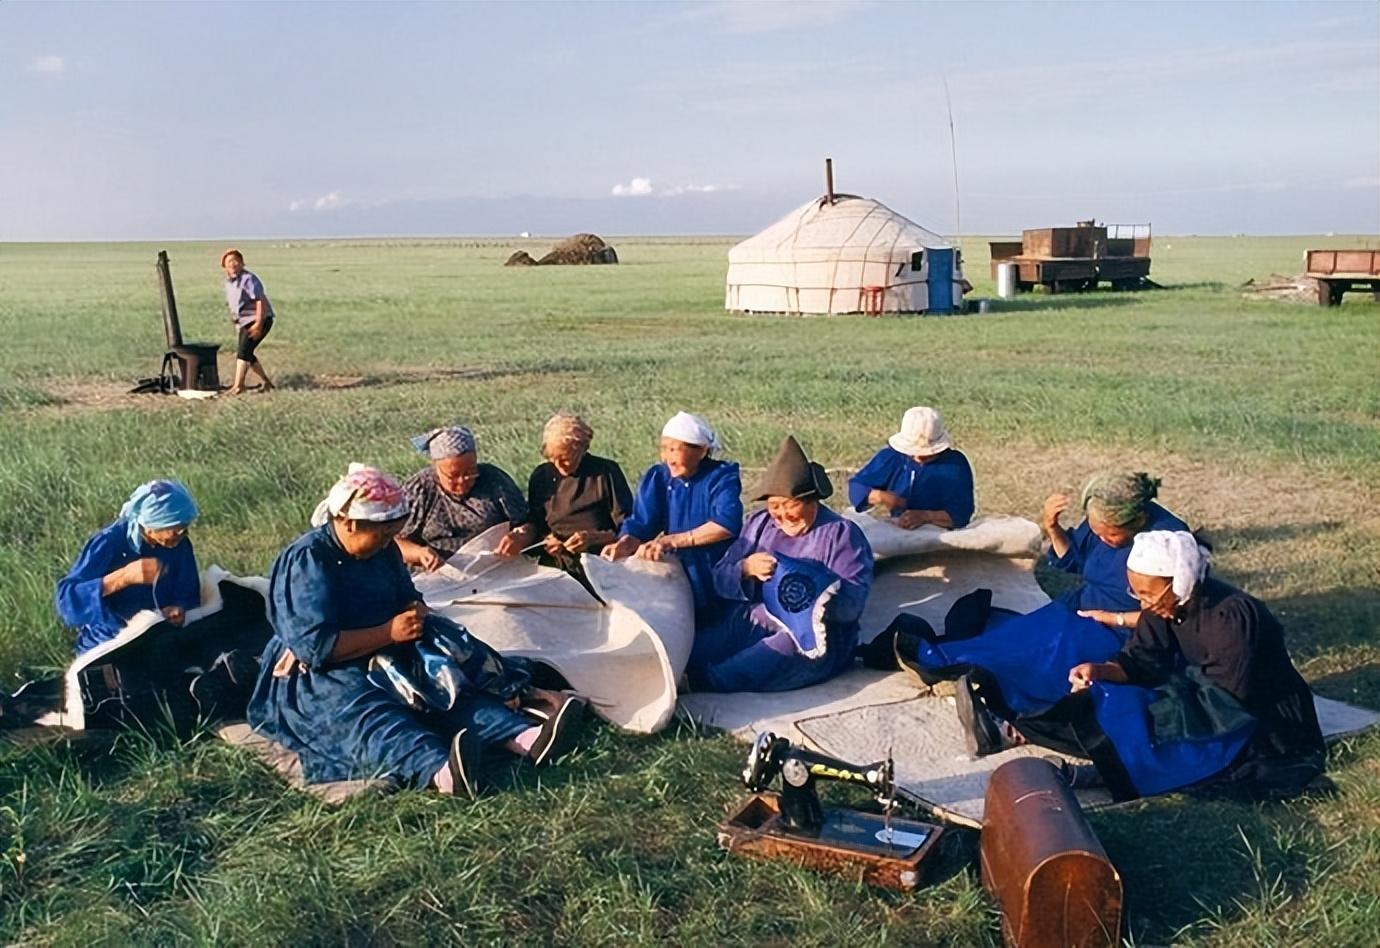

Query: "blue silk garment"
(690, 506), (874, 692)
(247, 524), (529, 787)
(620, 457), (743, 618)
(56, 521), (201, 654)
(847, 447), (975, 528)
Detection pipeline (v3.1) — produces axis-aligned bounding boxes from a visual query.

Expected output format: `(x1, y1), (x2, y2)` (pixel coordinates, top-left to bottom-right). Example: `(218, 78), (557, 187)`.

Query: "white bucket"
(996, 262), (1018, 299)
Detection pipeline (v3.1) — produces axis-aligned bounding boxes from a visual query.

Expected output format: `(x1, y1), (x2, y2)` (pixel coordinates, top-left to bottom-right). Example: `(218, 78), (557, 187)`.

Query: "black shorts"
(235, 317), (273, 362)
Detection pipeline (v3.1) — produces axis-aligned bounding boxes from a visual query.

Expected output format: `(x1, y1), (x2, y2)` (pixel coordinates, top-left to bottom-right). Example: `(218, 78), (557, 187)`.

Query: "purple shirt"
(712, 506), (874, 630)
(224, 270), (275, 327)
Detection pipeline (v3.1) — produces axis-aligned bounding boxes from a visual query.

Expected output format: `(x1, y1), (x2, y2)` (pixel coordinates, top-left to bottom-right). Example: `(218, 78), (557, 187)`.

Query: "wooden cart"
(1305, 249), (1380, 306)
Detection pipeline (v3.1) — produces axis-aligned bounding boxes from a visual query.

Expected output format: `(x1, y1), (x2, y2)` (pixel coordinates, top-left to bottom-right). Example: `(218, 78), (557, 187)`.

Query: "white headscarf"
(661, 411), (722, 454)
(1127, 530), (1211, 604)
(310, 463), (410, 526)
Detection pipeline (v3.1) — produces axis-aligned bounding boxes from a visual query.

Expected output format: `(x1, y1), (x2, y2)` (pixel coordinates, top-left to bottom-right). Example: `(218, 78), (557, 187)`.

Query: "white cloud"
(611, 177), (654, 197)
(612, 178), (737, 198)
(287, 191), (346, 211)
(27, 55), (65, 75)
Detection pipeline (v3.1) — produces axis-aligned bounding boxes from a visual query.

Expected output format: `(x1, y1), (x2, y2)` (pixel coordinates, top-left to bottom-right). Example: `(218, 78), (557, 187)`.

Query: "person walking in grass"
(220, 248), (276, 395)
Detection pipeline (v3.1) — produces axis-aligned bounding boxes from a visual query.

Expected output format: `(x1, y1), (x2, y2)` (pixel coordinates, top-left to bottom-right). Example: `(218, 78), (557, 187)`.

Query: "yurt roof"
(728, 194), (951, 265)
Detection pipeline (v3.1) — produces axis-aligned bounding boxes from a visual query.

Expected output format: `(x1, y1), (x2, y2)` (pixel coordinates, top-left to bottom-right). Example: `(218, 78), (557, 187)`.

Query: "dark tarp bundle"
(367, 614), (534, 712)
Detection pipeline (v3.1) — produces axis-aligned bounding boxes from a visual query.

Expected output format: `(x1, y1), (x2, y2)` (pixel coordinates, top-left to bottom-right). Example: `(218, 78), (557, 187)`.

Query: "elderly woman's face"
(766, 496), (817, 537)
(1127, 569), (1178, 619)
(337, 517), (405, 559)
(547, 440), (588, 477)
(660, 437), (708, 478)
(142, 524), (189, 548)
(1088, 512), (1144, 549)
(434, 452), (480, 496)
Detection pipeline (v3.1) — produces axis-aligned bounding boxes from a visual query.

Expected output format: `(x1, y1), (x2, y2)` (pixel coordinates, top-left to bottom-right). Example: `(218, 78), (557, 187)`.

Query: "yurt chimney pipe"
(825, 158), (835, 205)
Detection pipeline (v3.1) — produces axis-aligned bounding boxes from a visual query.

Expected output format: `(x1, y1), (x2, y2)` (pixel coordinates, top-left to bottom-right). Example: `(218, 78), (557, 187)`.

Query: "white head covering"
(1126, 530), (1211, 604)
(310, 463), (410, 527)
(661, 411), (722, 454)
(887, 406), (952, 457)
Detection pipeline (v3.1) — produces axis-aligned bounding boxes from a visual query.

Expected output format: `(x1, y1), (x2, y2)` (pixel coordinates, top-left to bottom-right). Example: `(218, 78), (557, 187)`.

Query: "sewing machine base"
(718, 792), (944, 891)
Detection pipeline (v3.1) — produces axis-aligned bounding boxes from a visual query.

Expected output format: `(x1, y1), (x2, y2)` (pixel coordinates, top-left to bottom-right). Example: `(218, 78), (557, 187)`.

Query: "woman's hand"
(542, 533), (566, 555)
(1068, 662), (1100, 691)
(601, 534), (639, 561)
(248, 319), (266, 340)
(636, 537), (675, 562)
(416, 547), (446, 572)
(495, 531), (522, 558)
(122, 557), (162, 589)
(1077, 609), (1136, 629)
(869, 489), (907, 513)
(160, 605), (186, 626)
(388, 604), (427, 643)
(563, 531), (593, 554)
(1041, 493), (1071, 536)
(742, 553), (777, 582)
(896, 510), (930, 530)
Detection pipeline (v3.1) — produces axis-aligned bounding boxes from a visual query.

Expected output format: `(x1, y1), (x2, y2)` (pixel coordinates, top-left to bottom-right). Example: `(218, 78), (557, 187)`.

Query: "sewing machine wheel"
(743, 730), (778, 790)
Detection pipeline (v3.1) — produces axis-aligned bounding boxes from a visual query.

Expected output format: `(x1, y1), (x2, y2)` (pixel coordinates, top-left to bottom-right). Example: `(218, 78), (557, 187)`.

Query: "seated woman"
(690, 436), (873, 693)
(56, 480), (202, 654)
(959, 531), (1326, 801)
(1043, 472), (1187, 630)
(847, 406), (974, 529)
(247, 466), (584, 798)
(602, 411), (742, 622)
(527, 411), (633, 576)
(396, 424), (534, 571)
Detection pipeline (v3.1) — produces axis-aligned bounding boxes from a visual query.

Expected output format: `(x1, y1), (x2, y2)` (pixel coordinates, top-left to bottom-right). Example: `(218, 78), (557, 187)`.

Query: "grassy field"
(0, 234), (1377, 945)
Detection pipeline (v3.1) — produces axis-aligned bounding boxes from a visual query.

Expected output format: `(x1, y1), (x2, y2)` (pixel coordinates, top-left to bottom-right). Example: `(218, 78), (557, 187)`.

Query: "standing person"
(602, 411), (742, 623)
(220, 248), (275, 395)
(848, 406), (974, 529)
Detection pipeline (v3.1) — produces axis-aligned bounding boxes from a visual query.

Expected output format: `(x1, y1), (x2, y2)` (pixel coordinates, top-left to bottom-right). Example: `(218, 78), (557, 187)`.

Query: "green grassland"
(0, 235), (1377, 945)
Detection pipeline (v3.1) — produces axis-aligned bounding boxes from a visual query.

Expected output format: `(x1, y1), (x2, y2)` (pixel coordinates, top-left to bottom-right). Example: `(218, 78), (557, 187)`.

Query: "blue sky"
(3, 1), (1377, 239)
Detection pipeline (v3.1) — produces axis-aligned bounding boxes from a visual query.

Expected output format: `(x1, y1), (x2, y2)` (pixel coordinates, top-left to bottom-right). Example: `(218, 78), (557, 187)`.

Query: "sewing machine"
(717, 731), (945, 890)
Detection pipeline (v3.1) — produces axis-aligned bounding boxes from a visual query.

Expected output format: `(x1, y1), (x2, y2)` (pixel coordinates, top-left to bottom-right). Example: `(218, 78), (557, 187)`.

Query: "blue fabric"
(908, 601), (1124, 714)
(247, 523), (528, 787)
(118, 480), (199, 546)
(760, 553), (840, 658)
(1047, 502), (1188, 611)
(1090, 681), (1256, 796)
(694, 506), (874, 692)
(55, 520), (201, 654)
(847, 447), (975, 528)
(621, 457), (743, 616)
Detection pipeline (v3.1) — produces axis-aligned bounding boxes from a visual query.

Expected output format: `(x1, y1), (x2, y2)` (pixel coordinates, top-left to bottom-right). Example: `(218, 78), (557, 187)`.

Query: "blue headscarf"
(119, 480), (199, 546)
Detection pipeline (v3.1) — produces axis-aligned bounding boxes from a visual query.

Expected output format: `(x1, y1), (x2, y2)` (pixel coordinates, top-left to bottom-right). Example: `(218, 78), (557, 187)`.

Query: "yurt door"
(926, 248), (955, 313)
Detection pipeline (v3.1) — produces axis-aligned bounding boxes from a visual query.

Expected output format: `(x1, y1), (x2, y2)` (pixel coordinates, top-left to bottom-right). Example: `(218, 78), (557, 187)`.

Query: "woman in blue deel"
(56, 480), (202, 654)
(848, 406), (974, 529)
(247, 465), (584, 799)
(602, 411), (743, 622)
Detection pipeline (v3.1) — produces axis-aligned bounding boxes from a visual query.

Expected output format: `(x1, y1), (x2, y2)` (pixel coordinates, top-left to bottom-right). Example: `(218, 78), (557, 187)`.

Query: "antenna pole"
(825, 157), (835, 205)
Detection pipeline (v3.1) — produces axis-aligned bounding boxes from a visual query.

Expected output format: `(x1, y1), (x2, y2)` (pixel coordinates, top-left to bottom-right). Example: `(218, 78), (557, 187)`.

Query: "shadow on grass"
(1092, 796), (1322, 944)
(1199, 520), (1345, 549)
(1311, 661), (1380, 710)
(275, 365), (522, 392)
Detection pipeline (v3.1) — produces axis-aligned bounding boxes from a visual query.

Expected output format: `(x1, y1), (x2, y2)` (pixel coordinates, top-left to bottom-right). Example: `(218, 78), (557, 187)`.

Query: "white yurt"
(725, 193), (964, 315)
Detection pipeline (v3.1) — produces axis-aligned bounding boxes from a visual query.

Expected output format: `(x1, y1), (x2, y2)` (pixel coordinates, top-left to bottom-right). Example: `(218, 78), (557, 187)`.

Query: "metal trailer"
(1305, 249), (1380, 306)
(989, 221), (1152, 293)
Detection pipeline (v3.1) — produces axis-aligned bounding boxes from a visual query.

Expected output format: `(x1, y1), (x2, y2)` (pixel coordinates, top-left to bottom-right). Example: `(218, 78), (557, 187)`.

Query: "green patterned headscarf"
(1081, 472), (1160, 527)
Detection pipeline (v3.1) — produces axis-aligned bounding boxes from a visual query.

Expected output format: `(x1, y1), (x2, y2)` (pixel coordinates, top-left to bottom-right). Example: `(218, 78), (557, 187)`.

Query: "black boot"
(954, 674), (1019, 757)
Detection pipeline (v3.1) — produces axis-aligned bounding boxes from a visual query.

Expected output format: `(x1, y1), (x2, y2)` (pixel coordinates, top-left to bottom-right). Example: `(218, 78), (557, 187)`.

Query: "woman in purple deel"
(690, 436), (874, 693)
(220, 248), (276, 395)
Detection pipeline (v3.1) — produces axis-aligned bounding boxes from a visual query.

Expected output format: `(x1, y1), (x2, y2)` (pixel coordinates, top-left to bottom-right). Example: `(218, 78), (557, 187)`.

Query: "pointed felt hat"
(753, 435), (833, 501)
